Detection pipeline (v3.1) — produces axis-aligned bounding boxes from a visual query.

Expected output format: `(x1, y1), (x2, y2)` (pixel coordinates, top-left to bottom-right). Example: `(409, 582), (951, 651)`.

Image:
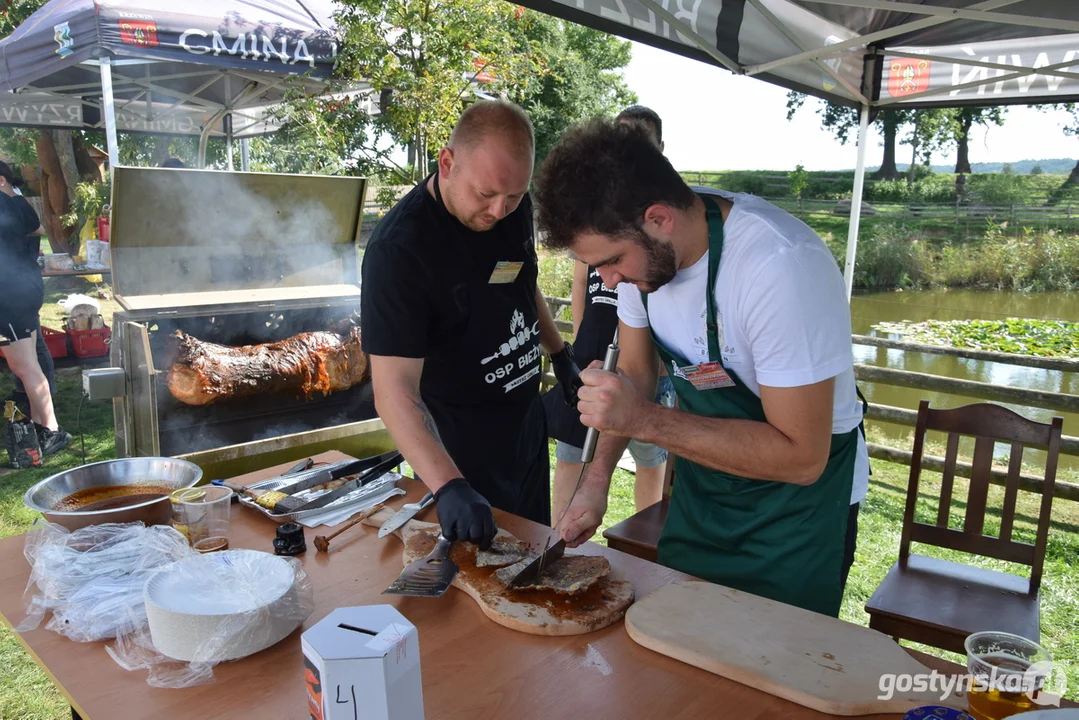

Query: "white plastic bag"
(17, 521), (194, 642)
(59, 294), (101, 315)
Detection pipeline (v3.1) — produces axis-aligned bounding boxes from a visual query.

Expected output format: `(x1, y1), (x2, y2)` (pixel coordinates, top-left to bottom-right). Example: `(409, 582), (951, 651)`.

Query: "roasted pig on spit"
(166, 326), (368, 406)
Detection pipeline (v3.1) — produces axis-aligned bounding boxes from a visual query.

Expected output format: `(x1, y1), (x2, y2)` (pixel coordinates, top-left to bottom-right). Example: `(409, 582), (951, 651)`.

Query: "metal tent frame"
(0, 0), (372, 170)
(514, 0), (1079, 298)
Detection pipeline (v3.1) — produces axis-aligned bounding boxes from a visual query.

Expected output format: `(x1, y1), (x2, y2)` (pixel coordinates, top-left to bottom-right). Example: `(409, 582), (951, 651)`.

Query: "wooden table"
(0, 452), (987, 720)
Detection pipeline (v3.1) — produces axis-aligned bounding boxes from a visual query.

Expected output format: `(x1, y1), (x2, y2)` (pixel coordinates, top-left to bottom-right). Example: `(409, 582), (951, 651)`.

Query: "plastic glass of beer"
(965, 631), (1052, 720)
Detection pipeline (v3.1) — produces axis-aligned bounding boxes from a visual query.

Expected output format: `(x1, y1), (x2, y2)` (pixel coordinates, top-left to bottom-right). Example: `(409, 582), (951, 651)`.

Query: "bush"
(537, 250), (575, 299)
(972, 173), (1028, 206)
(849, 224), (930, 290)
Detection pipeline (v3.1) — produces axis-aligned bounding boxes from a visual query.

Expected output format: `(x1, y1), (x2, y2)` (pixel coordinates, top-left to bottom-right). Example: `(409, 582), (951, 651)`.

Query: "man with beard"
(361, 100), (580, 550)
(533, 119), (869, 617)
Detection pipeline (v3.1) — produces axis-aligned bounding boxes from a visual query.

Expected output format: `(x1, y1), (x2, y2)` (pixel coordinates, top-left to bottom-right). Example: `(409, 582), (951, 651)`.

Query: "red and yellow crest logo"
(120, 18), (159, 48)
(887, 57), (932, 98)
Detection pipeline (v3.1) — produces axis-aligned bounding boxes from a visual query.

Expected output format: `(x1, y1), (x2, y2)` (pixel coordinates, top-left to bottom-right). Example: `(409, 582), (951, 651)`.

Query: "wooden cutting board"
(362, 508), (634, 636)
(625, 581), (969, 716)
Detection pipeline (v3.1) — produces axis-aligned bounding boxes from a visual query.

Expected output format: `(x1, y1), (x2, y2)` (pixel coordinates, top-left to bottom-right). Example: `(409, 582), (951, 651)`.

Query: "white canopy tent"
(513, 0), (1079, 297)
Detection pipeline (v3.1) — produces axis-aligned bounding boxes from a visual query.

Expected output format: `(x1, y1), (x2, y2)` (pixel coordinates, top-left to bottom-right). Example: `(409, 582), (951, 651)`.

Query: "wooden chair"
(602, 448), (676, 563)
(864, 400), (1062, 655)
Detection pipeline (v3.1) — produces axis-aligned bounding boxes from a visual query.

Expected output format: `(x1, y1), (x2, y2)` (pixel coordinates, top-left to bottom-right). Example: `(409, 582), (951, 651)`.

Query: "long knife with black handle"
(506, 328), (620, 589)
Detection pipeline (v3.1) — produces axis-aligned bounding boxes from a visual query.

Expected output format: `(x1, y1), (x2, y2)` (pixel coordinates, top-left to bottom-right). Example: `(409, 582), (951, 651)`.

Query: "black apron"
(542, 266), (618, 448)
(420, 174), (550, 525)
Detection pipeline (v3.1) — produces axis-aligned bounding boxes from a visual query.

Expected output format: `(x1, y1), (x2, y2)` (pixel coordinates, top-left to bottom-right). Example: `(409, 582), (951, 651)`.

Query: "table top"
(0, 451), (986, 720)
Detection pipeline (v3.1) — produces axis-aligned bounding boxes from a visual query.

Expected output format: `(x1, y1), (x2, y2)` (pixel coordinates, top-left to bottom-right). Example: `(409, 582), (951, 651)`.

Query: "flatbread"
(475, 539), (533, 568)
(495, 555), (611, 595)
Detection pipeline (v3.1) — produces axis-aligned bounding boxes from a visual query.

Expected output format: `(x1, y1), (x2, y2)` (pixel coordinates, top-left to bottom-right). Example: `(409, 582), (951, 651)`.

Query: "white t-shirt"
(617, 188), (869, 504)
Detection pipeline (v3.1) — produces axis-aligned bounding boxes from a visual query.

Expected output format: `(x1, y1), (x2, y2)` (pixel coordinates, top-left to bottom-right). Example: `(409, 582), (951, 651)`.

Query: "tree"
(1030, 165), (1044, 175)
(950, 106), (1006, 174)
(902, 108), (952, 184)
(266, 2), (634, 189)
(508, 17), (635, 166)
(784, 93), (907, 180)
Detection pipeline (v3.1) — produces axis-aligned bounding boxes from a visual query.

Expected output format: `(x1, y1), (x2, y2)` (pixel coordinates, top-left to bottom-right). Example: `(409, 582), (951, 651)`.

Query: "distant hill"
(901, 158), (1077, 175)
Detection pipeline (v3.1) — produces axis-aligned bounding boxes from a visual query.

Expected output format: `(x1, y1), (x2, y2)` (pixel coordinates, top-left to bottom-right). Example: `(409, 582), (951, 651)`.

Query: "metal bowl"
(24, 457), (203, 531)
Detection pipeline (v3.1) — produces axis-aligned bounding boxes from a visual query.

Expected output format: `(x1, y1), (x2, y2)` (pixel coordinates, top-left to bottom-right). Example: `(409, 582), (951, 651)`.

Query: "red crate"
(66, 325), (111, 359)
(0, 326), (68, 359)
(40, 326), (68, 359)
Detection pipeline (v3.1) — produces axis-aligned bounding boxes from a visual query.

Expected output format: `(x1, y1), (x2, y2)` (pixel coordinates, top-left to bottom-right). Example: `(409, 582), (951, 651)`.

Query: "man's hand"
(576, 363), (649, 437)
(549, 343), (582, 407)
(555, 483), (608, 548)
(434, 478), (497, 549)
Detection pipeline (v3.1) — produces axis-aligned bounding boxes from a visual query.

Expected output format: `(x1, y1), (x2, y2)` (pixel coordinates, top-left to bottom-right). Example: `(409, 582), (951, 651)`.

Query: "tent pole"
(240, 138), (250, 172)
(844, 103), (870, 302)
(226, 114), (234, 172)
(99, 57), (120, 170)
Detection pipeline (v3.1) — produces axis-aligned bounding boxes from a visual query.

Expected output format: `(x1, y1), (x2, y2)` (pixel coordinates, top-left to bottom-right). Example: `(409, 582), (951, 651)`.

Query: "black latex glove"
(550, 342), (583, 407)
(434, 479), (497, 549)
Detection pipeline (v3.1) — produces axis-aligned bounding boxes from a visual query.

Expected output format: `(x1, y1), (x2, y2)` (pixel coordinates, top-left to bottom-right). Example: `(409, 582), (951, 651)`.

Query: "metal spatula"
(382, 535), (458, 598)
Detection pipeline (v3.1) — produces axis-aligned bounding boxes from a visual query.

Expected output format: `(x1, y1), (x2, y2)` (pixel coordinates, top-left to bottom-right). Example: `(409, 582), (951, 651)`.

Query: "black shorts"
(0, 307), (40, 342)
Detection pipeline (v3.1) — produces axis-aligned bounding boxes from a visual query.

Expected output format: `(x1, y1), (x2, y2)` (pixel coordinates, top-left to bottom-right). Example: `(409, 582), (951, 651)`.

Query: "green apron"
(643, 196), (857, 617)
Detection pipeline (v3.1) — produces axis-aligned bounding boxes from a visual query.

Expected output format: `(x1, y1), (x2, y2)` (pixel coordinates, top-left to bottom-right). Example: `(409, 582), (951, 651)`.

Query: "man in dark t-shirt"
(360, 101), (580, 549)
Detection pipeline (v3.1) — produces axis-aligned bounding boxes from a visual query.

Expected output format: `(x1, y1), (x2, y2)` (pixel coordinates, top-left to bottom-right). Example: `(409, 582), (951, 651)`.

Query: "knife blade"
(504, 536), (566, 590)
(378, 491), (435, 538)
(270, 451), (403, 515)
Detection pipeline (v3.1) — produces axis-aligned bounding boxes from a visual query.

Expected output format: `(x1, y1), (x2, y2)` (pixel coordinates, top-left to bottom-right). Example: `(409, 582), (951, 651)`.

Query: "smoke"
(114, 167), (354, 296)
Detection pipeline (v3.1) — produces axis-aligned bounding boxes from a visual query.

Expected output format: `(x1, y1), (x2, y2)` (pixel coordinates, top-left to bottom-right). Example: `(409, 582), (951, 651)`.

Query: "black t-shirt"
(573, 265), (619, 367)
(360, 176), (537, 371)
(0, 194), (42, 274)
(0, 194), (44, 302)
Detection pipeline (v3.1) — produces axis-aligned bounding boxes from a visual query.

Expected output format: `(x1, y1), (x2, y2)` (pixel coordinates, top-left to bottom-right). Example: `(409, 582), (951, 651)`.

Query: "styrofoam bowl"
(145, 549), (302, 663)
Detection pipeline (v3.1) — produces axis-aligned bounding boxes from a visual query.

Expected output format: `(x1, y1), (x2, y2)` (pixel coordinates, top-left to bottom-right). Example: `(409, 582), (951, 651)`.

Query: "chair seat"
(865, 553), (1039, 653)
(602, 499), (669, 563)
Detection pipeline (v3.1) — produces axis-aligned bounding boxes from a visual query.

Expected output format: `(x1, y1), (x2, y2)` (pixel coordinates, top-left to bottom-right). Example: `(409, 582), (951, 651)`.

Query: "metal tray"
(237, 471), (405, 524)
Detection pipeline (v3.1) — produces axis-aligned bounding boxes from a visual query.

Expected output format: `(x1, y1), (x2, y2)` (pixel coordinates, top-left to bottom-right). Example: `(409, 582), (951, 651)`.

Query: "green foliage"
(0, 0), (46, 37)
(1002, 162), (1015, 174)
(536, 249), (574, 299)
(263, 2), (633, 183)
(865, 176), (956, 204)
(972, 173), (1028, 206)
(59, 180), (110, 227)
(873, 318), (1079, 357)
(787, 164), (809, 200)
(847, 224), (929, 290)
(1031, 165), (1045, 175)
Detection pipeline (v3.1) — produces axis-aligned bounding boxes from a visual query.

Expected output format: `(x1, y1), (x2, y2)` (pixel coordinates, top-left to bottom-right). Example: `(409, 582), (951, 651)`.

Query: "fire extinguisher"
(97, 205), (111, 242)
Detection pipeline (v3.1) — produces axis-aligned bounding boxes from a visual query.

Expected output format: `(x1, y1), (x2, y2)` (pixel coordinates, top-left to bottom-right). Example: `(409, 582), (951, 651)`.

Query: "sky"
(621, 42), (1079, 173)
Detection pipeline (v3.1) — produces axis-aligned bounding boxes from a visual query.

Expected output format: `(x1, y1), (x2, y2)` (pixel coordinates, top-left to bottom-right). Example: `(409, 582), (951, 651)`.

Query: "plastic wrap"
(109, 548), (315, 688)
(17, 521), (194, 641)
(18, 521), (314, 689)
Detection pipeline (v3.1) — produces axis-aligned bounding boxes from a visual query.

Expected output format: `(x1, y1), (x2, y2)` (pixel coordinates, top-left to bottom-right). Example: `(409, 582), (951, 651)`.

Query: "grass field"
(0, 280), (1077, 717)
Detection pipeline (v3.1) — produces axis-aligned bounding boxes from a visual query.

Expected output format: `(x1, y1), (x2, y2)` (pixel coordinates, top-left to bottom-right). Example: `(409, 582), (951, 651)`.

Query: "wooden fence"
(541, 295), (1079, 502)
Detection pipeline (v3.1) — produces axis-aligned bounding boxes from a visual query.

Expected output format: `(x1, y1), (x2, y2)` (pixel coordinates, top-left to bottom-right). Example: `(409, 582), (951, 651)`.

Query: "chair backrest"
(899, 400), (1063, 595)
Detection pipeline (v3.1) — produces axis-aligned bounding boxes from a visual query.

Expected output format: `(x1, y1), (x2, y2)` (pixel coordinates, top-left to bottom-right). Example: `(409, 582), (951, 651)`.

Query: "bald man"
(361, 100), (580, 549)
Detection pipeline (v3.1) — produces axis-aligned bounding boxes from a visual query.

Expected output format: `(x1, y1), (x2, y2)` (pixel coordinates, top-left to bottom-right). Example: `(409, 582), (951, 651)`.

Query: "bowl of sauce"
(24, 458), (203, 530)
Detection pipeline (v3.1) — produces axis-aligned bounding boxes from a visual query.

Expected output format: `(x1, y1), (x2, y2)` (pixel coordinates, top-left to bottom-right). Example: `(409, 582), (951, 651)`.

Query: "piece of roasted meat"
(166, 326), (368, 406)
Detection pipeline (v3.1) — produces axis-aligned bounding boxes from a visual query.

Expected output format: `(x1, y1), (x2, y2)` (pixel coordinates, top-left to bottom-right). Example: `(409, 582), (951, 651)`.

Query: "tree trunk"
(34, 130), (79, 255)
(874, 113), (900, 180)
(1065, 160), (1079, 187)
(153, 135), (173, 166)
(955, 111), (973, 175)
(907, 117), (921, 185)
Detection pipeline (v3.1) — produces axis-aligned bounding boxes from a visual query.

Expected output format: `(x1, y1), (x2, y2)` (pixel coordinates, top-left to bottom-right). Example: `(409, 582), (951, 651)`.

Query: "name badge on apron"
(488, 261), (523, 284)
(673, 360), (735, 391)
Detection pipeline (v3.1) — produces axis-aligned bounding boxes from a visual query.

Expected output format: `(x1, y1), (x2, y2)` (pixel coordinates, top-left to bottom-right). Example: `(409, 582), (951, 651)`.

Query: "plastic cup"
(965, 631), (1052, 720)
(173, 486), (232, 553)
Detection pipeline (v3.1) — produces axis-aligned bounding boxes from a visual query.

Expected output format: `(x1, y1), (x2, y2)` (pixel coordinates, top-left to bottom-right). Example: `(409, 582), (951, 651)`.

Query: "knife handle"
(581, 329), (621, 464)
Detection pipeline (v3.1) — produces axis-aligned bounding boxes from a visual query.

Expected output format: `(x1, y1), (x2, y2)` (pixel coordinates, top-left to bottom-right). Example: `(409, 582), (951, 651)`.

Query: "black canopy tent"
(0, 0), (369, 169)
(513, 0), (1079, 297)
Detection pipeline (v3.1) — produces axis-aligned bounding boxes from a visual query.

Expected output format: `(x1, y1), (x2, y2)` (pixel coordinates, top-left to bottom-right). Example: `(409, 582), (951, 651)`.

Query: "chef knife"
(504, 536), (566, 590)
(378, 491), (435, 538)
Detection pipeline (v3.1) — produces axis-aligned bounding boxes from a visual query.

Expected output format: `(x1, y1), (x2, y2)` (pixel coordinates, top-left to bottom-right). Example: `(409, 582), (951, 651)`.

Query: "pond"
(851, 289), (1079, 472)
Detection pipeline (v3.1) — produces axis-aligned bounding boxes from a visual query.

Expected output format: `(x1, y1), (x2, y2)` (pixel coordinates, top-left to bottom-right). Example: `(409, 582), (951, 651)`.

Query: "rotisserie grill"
(99, 167), (393, 475)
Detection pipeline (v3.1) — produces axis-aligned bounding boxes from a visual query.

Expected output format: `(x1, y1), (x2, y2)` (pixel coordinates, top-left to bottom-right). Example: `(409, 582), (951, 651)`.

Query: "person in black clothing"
(360, 101), (580, 549)
(0, 161), (72, 457)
